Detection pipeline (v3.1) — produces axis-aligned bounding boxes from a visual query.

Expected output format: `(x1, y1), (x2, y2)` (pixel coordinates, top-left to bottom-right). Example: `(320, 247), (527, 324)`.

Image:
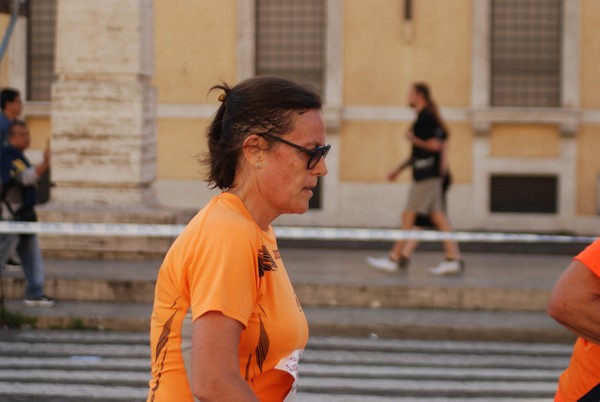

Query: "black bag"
(1, 179), (38, 222)
(12, 205), (37, 222)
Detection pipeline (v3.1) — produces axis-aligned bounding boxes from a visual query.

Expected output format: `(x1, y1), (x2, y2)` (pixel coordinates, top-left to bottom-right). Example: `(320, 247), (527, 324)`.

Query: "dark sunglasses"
(259, 132), (331, 170)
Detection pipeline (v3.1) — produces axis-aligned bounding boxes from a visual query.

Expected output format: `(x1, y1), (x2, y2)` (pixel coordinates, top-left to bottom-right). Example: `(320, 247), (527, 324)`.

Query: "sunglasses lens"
(307, 146), (330, 169)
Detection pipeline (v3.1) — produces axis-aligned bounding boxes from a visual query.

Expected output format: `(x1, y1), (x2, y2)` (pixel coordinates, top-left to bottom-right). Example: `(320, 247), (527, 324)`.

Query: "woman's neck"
(226, 187), (273, 232)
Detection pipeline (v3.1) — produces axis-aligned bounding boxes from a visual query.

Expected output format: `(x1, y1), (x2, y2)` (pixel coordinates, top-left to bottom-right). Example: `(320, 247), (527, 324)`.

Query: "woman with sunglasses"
(147, 76), (329, 402)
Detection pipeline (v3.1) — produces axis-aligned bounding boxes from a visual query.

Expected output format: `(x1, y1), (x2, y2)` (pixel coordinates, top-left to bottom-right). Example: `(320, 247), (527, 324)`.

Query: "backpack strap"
(0, 179), (17, 220)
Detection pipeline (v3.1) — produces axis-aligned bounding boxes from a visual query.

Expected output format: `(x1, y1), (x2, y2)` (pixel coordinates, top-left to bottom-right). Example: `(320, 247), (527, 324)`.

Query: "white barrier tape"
(0, 221), (595, 244)
(273, 227), (597, 244)
(0, 221), (186, 237)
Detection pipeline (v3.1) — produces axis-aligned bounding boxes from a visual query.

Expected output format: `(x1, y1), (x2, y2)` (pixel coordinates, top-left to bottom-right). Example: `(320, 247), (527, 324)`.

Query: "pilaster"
(51, 0), (157, 205)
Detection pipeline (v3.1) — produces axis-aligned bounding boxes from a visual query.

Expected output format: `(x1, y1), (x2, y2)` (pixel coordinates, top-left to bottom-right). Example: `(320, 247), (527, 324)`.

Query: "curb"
(2, 301), (575, 344)
(2, 275), (551, 311)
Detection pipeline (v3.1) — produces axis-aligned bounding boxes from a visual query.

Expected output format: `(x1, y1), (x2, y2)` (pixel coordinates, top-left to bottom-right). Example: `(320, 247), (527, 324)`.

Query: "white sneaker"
(366, 256), (398, 272)
(23, 295), (56, 308)
(430, 259), (464, 276)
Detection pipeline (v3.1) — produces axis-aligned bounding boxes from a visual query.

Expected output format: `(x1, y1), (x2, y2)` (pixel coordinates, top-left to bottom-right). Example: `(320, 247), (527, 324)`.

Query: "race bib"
(275, 348), (303, 401)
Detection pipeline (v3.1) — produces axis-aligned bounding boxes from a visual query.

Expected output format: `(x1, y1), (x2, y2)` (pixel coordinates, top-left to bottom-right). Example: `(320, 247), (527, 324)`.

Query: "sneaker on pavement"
(6, 256), (21, 266)
(430, 259), (464, 276)
(397, 256), (410, 270)
(23, 295), (56, 308)
(366, 256), (399, 272)
(4, 256), (22, 272)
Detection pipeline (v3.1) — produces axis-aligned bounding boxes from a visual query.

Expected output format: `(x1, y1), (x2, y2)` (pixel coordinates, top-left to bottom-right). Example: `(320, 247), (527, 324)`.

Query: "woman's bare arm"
(191, 311), (259, 401)
(548, 260), (600, 344)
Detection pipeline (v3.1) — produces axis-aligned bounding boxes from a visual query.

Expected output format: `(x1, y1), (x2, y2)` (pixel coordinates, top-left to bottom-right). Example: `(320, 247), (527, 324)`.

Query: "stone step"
(36, 204), (192, 259)
(297, 377), (557, 399)
(0, 249), (571, 342)
(304, 306), (573, 343)
(3, 300), (151, 332)
(0, 331), (572, 401)
(39, 235), (175, 260)
(2, 275), (156, 303)
(2, 301), (575, 343)
(1, 273), (551, 311)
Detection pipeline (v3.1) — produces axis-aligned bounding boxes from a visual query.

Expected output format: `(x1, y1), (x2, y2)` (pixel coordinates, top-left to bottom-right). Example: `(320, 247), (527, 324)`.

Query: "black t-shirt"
(411, 109), (445, 181)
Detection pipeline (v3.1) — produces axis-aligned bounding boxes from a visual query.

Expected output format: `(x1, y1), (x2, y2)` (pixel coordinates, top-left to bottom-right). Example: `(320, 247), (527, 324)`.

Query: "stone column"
(51, 0), (157, 206)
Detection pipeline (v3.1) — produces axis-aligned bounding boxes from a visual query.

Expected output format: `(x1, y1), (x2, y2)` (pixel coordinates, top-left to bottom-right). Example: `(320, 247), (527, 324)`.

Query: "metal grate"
(0, 0), (26, 15)
(256, 0), (325, 210)
(255, 0), (325, 94)
(27, 0), (56, 101)
(491, 0), (562, 107)
(490, 175), (558, 213)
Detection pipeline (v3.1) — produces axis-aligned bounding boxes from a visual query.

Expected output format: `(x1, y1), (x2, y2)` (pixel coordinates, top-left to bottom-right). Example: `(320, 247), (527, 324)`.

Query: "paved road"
(0, 329), (572, 401)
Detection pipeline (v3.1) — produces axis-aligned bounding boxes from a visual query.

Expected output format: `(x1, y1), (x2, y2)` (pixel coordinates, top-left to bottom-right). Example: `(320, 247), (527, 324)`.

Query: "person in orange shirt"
(548, 239), (600, 401)
(147, 76), (330, 401)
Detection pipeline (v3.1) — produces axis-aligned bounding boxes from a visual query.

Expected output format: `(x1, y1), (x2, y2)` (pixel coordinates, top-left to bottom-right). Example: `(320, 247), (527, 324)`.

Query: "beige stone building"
(0, 0), (599, 236)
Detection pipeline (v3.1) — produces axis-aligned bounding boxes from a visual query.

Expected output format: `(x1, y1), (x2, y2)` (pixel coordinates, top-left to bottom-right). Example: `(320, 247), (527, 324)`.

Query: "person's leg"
(391, 210), (417, 260)
(391, 178), (438, 262)
(428, 211), (464, 275)
(397, 178), (443, 260)
(366, 209), (417, 272)
(402, 213), (437, 257)
(429, 211), (461, 260)
(16, 234), (45, 299)
(401, 238), (419, 258)
(367, 180), (429, 272)
(0, 234), (19, 265)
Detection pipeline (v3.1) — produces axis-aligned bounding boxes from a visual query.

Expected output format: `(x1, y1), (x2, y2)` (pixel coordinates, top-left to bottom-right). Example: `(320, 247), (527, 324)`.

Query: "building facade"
(0, 0), (599, 235)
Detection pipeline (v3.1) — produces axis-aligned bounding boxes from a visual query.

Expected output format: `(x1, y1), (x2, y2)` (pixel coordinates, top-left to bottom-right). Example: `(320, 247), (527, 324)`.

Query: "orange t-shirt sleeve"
(575, 239), (600, 277)
(186, 216), (259, 327)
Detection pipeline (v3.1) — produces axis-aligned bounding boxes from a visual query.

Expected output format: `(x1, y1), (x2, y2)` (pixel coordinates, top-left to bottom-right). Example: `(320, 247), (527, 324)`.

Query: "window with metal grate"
(490, 175), (558, 213)
(255, 0), (325, 94)
(490, 0), (562, 107)
(256, 0), (326, 209)
(27, 0), (56, 101)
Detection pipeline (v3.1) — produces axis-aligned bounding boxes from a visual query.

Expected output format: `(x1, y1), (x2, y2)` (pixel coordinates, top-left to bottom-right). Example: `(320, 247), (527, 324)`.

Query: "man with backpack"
(1, 120), (54, 307)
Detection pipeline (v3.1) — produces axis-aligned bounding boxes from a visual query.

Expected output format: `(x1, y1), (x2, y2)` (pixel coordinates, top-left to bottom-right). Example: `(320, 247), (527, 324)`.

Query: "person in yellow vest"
(147, 76), (330, 401)
(548, 239), (600, 401)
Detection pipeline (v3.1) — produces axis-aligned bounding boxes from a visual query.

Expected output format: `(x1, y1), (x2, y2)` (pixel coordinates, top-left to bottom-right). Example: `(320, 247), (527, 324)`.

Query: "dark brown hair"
(1, 87), (20, 110)
(204, 76), (322, 189)
(413, 82), (450, 137)
(8, 119), (27, 136)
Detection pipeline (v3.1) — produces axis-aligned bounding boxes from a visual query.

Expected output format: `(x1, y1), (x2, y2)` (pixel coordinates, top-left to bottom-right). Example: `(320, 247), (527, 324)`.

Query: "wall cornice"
(470, 107), (581, 136)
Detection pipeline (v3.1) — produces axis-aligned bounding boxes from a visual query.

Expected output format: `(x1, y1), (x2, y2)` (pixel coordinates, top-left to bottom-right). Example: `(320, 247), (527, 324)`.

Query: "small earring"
(255, 163), (261, 169)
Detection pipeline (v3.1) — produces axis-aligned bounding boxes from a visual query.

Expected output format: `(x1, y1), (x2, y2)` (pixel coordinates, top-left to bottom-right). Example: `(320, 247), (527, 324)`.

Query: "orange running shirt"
(147, 193), (308, 402)
(555, 239), (600, 402)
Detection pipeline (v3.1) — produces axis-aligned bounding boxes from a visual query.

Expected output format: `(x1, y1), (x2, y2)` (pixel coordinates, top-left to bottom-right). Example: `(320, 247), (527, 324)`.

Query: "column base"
(50, 183), (159, 207)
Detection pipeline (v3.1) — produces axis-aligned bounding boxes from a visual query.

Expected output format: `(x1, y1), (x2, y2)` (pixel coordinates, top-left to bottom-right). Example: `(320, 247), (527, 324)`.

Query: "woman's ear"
(242, 134), (264, 165)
